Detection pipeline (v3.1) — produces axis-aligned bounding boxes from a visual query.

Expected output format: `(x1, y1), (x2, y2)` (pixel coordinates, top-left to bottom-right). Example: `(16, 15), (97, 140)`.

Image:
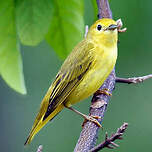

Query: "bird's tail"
(24, 103), (64, 145)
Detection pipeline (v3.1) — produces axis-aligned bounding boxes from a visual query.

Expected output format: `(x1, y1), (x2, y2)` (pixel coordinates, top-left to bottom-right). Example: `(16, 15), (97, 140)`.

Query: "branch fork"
(90, 123), (128, 152)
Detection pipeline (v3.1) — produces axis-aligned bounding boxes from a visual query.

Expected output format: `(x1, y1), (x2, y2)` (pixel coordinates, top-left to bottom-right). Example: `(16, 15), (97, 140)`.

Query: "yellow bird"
(24, 18), (118, 145)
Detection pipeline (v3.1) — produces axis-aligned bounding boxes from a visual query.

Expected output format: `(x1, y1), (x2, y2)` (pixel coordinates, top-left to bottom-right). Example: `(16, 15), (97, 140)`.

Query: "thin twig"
(85, 25), (89, 38)
(90, 123), (128, 152)
(36, 145), (43, 152)
(116, 74), (152, 84)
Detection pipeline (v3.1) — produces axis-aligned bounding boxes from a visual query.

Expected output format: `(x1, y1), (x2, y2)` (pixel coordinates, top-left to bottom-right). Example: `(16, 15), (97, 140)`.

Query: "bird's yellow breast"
(65, 44), (117, 106)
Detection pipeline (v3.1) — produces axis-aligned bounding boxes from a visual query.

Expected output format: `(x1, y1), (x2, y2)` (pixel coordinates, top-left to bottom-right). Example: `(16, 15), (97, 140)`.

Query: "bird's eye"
(97, 24), (102, 31)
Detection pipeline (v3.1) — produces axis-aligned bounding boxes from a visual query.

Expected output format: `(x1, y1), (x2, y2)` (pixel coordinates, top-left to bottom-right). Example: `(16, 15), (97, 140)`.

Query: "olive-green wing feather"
(43, 40), (95, 120)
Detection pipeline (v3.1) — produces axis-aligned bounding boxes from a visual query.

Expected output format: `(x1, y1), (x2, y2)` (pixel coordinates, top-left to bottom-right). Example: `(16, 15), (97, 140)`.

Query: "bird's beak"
(106, 24), (118, 31)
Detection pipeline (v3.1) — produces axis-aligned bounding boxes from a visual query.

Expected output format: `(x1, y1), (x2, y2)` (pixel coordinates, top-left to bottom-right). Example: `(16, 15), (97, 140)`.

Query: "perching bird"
(24, 18), (118, 145)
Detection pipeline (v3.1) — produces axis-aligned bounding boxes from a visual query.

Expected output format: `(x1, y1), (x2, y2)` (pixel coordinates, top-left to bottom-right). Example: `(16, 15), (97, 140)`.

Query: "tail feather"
(24, 104), (64, 145)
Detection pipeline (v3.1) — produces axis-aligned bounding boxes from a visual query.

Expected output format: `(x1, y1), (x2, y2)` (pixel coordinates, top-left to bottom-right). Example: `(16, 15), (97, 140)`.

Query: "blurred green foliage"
(46, 0), (84, 59)
(0, 0), (26, 94)
(16, 0), (53, 46)
(0, 0), (84, 94)
(0, 0), (152, 152)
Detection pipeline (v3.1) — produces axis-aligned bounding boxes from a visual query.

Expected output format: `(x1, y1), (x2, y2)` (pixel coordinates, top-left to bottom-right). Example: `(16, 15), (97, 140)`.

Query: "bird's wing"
(43, 40), (95, 120)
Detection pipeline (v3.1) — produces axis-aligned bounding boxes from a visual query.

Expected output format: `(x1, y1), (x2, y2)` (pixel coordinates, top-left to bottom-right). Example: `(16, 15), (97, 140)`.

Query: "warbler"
(24, 18), (118, 145)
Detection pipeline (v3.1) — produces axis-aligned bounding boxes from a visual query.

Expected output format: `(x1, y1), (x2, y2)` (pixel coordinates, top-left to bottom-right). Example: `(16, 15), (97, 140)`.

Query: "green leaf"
(15, 0), (54, 46)
(46, 0), (84, 59)
(0, 0), (26, 94)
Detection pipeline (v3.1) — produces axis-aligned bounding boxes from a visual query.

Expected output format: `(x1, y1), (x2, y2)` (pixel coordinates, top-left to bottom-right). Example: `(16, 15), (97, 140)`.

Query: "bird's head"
(87, 18), (118, 46)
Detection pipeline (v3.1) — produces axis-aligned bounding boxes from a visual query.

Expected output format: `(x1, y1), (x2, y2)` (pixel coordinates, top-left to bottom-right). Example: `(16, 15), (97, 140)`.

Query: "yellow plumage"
(24, 18), (118, 145)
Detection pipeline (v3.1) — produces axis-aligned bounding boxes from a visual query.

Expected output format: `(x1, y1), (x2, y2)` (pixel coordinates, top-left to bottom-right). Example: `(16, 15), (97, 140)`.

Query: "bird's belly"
(65, 53), (116, 107)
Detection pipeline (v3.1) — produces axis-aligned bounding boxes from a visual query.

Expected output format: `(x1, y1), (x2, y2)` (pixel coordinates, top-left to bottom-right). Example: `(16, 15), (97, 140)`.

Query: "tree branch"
(74, 1), (116, 151)
(96, 0), (112, 19)
(89, 123), (128, 152)
(116, 74), (152, 84)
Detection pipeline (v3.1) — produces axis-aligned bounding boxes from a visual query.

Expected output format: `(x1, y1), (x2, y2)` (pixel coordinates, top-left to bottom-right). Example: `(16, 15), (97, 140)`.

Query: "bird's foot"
(95, 88), (112, 96)
(82, 115), (102, 128)
(64, 105), (102, 128)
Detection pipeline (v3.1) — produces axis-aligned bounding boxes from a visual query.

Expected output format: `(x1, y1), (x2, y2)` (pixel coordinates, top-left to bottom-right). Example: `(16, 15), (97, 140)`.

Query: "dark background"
(0, 0), (152, 151)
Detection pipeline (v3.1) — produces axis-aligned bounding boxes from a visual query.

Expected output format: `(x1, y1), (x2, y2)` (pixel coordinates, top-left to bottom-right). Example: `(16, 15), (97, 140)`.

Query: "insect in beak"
(106, 24), (118, 31)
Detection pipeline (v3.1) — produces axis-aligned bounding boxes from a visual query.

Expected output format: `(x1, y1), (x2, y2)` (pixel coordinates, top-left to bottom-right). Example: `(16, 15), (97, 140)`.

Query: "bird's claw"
(95, 88), (112, 96)
(82, 115), (102, 128)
